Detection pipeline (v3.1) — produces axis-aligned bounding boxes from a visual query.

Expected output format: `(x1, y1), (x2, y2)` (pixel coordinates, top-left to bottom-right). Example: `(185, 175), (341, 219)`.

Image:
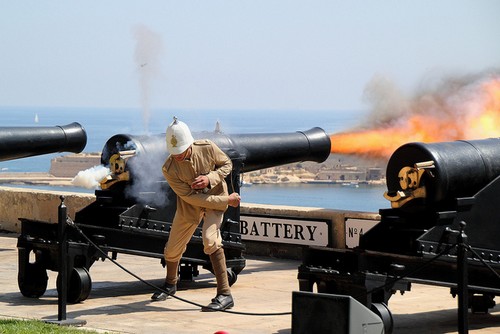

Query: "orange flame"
(331, 77), (500, 159)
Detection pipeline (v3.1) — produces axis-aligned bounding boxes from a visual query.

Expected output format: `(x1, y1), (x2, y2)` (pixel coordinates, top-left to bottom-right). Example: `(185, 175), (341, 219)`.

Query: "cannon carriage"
(298, 138), (500, 333)
(17, 127), (331, 303)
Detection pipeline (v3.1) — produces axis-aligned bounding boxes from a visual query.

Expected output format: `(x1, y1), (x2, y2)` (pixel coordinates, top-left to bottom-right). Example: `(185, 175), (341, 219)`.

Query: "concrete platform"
(0, 233), (499, 333)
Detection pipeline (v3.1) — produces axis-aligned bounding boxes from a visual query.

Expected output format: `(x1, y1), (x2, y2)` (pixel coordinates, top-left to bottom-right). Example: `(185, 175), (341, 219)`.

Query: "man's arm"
(205, 142), (232, 189)
(165, 170), (230, 211)
(191, 142), (233, 192)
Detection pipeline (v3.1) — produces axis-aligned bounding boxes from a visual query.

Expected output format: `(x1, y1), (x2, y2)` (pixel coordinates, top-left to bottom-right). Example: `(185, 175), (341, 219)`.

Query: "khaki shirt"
(162, 139), (233, 223)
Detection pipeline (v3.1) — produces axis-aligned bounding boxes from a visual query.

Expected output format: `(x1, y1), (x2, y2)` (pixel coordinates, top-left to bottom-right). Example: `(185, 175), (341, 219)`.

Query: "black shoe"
(201, 294), (234, 312)
(151, 283), (176, 301)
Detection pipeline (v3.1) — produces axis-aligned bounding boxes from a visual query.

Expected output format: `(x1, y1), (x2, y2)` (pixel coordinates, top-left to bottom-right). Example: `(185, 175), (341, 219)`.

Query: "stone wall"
(0, 187), (94, 232)
(0, 186), (379, 257)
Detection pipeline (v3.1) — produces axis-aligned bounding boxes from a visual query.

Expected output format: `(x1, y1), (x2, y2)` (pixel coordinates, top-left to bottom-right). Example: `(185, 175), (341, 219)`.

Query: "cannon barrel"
(201, 127), (331, 172)
(0, 122), (87, 162)
(100, 127), (331, 175)
(385, 138), (500, 208)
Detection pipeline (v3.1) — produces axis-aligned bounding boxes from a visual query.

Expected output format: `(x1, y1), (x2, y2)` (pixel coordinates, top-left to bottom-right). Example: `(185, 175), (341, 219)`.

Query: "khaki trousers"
(164, 209), (224, 262)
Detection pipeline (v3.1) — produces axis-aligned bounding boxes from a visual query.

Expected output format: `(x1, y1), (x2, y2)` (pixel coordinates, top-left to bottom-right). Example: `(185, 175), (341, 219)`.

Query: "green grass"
(0, 319), (105, 334)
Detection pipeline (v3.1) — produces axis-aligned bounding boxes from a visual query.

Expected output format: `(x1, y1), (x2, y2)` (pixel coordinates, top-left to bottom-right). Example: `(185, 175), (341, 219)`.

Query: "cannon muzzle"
(0, 122), (87, 162)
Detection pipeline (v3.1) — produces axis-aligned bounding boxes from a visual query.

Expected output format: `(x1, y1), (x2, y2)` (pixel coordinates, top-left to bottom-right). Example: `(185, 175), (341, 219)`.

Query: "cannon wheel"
(228, 264), (245, 287)
(227, 268), (238, 286)
(201, 263), (241, 286)
(18, 262), (48, 298)
(371, 302), (393, 334)
(57, 267), (92, 304)
(471, 294), (496, 313)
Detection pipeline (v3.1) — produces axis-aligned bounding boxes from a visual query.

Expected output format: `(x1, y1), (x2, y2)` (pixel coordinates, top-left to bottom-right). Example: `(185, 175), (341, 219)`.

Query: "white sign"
(240, 215), (329, 246)
(345, 218), (379, 248)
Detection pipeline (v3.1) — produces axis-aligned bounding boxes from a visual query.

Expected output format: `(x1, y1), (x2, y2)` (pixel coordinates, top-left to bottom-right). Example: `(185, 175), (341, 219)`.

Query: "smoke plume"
(132, 24), (164, 133)
(125, 137), (170, 207)
(72, 165), (111, 189)
(331, 70), (500, 159)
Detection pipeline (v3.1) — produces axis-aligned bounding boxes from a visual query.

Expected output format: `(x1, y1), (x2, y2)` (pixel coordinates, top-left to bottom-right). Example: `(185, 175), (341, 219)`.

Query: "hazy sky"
(1, 1), (499, 112)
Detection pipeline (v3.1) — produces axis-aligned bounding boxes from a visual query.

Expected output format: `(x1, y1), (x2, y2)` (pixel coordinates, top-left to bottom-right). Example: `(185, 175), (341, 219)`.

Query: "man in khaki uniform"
(151, 117), (240, 312)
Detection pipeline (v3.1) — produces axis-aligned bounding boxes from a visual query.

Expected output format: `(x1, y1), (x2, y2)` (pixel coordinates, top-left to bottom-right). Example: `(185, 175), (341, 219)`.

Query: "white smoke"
(125, 136), (170, 207)
(132, 24), (164, 134)
(72, 165), (111, 189)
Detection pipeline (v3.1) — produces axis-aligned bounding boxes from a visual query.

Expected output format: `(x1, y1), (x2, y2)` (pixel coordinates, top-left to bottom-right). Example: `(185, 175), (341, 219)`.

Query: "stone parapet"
(0, 187), (94, 232)
(0, 186), (379, 258)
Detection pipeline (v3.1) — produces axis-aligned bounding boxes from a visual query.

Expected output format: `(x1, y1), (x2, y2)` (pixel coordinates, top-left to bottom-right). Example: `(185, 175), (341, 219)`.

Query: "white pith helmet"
(166, 117), (194, 155)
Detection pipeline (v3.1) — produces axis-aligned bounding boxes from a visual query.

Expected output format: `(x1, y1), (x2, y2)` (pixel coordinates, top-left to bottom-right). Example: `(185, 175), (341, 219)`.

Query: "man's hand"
(228, 192), (241, 207)
(191, 175), (209, 190)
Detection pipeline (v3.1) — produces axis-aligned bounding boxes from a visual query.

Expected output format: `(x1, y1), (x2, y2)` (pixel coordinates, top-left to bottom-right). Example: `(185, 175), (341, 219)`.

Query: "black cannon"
(298, 138), (500, 333)
(0, 122), (87, 162)
(17, 127), (331, 303)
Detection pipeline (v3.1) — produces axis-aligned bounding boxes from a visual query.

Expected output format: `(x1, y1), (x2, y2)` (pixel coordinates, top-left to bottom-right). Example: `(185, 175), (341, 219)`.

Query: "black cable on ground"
(67, 213), (500, 317)
(66, 217), (291, 316)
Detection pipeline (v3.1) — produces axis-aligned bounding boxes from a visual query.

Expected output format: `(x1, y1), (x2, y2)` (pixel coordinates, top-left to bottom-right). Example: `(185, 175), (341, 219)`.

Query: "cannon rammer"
(17, 127), (331, 303)
(298, 138), (500, 333)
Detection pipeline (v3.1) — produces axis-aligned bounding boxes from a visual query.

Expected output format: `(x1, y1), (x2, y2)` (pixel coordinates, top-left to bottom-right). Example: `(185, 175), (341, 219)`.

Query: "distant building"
(367, 167), (382, 181)
(49, 153), (101, 177)
(316, 169), (366, 182)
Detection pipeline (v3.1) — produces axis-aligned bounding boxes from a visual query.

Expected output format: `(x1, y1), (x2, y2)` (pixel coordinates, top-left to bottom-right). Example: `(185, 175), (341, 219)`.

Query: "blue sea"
(0, 106), (389, 212)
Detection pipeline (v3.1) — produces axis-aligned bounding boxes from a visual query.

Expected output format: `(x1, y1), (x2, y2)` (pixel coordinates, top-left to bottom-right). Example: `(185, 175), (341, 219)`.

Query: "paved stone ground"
(1, 233), (499, 333)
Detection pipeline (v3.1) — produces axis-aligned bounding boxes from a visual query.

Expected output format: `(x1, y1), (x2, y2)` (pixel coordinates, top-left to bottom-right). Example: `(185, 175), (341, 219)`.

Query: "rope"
(66, 217), (291, 316)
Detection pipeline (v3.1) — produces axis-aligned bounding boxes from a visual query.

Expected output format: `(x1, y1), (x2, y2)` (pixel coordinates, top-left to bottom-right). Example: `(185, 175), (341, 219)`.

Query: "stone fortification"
(49, 153), (101, 177)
